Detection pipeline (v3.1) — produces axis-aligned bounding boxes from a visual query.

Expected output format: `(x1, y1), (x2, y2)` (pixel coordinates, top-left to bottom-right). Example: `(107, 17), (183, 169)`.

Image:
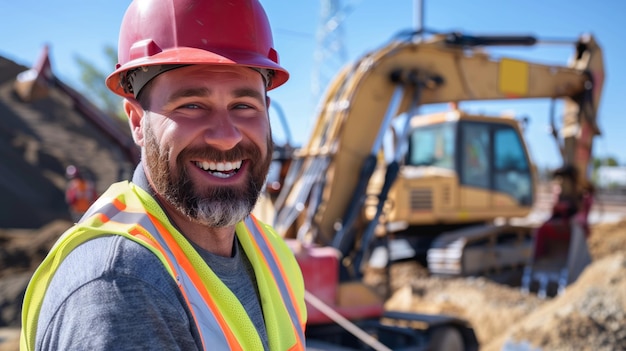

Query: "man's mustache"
(178, 143), (260, 163)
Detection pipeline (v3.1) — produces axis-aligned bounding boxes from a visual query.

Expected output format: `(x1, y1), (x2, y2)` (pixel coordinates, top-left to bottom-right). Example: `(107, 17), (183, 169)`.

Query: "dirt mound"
(588, 219), (626, 260)
(0, 56), (136, 229)
(492, 252), (626, 351)
(491, 218), (626, 351)
(0, 219), (71, 278)
(388, 273), (544, 345)
(370, 219), (626, 350)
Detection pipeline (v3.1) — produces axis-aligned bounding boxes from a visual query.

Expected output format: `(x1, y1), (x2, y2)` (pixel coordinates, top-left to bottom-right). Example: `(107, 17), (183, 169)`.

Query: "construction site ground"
(1, 200), (625, 351)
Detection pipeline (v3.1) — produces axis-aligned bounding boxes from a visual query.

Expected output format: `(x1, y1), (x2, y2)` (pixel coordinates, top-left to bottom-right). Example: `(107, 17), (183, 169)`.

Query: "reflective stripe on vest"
(241, 216), (306, 349)
(20, 181), (305, 351)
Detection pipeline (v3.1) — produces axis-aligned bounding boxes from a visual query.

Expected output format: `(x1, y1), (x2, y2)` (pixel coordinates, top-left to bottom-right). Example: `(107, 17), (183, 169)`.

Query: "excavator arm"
(274, 32), (604, 252)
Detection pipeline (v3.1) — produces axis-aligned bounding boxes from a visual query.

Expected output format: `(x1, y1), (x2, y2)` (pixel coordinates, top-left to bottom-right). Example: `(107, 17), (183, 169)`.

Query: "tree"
(74, 45), (125, 120)
(592, 156), (619, 170)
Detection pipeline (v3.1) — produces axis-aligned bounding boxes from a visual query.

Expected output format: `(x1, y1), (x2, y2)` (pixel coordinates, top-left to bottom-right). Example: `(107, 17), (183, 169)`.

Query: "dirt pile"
(370, 219), (626, 350)
(498, 252), (626, 351)
(0, 55), (136, 229)
(0, 53), (136, 349)
(488, 219), (626, 351)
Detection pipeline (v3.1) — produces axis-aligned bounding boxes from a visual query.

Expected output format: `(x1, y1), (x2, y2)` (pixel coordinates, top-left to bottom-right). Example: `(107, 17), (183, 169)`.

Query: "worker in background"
(20, 0), (307, 350)
(64, 164), (97, 222)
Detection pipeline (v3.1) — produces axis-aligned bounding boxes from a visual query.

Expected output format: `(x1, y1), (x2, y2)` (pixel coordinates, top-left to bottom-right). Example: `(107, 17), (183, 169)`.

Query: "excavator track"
(427, 224), (534, 279)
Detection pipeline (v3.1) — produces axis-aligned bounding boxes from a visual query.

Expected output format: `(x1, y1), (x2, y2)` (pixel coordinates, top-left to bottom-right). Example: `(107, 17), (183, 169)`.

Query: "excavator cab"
(364, 108), (536, 270)
(387, 108), (535, 223)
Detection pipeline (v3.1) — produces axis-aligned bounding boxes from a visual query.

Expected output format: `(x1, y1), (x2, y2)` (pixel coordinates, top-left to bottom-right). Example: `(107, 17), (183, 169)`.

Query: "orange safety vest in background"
(65, 178), (97, 213)
(22, 181), (307, 351)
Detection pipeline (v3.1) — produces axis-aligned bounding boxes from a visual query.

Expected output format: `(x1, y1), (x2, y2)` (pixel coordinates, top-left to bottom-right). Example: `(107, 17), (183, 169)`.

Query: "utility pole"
(414, 0), (425, 39)
(311, 0), (351, 106)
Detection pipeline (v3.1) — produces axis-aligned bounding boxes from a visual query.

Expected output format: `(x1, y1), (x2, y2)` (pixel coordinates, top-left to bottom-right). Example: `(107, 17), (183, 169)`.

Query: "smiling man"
(134, 65), (275, 253)
(20, 1), (307, 350)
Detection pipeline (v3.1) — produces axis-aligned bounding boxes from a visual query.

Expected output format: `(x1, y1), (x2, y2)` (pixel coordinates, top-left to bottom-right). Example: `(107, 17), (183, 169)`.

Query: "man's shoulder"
(36, 235), (199, 351)
(47, 235), (176, 300)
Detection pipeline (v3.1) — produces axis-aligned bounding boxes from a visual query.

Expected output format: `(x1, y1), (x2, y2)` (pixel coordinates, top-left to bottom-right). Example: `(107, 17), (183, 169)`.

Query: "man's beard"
(144, 122), (272, 227)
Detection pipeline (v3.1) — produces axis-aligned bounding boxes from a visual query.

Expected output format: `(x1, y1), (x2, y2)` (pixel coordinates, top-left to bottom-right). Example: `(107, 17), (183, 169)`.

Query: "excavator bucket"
(521, 219), (592, 298)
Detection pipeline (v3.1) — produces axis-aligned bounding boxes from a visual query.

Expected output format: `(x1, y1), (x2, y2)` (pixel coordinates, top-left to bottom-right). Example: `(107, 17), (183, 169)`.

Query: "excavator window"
(406, 122), (455, 170)
(458, 121), (533, 206)
(461, 122), (491, 188)
(493, 126), (533, 205)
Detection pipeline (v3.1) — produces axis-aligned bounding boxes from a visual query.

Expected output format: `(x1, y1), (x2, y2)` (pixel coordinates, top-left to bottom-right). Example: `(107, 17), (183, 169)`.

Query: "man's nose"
(203, 110), (243, 150)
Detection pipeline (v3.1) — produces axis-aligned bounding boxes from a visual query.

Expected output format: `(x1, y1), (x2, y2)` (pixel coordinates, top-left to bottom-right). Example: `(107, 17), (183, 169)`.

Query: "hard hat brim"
(106, 47), (289, 99)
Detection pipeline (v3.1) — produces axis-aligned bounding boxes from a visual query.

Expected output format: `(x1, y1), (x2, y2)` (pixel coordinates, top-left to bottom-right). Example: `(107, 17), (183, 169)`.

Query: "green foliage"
(590, 156), (621, 187)
(74, 45), (125, 121)
(592, 156), (619, 170)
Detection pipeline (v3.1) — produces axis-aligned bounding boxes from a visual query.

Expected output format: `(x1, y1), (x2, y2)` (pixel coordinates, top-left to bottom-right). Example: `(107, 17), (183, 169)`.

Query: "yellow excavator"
(257, 29), (603, 350)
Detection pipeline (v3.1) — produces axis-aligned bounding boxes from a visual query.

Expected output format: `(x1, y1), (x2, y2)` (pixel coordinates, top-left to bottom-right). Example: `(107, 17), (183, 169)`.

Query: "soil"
(366, 218), (626, 350)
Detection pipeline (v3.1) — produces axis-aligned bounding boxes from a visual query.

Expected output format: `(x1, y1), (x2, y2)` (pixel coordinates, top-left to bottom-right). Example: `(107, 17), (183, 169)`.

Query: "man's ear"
(266, 96), (271, 109)
(124, 99), (145, 146)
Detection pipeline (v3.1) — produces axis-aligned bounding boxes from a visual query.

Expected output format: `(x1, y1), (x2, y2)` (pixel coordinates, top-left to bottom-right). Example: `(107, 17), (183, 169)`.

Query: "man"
(20, 0), (307, 350)
(64, 165), (98, 222)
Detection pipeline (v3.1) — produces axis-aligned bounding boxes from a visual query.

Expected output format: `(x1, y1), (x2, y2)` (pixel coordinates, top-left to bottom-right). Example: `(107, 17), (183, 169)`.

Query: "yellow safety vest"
(21, 181), (307, 351)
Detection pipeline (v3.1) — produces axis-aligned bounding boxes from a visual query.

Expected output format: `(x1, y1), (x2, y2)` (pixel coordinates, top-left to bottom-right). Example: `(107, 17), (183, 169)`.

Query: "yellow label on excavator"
(498, 59), (529, 97)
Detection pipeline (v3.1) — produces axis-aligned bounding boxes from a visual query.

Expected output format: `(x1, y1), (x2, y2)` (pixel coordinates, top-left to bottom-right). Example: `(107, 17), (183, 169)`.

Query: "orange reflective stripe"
(95, 213), (109, 223)
(112, 197), (126, 210)
(145, 212), (244, 351)
(288, 344), (305, 351)
(128, 227), (209, 351)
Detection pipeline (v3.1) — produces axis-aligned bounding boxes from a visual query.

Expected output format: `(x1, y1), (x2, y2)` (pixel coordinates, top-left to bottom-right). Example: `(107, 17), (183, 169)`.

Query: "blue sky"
(1, 0), (624, 169)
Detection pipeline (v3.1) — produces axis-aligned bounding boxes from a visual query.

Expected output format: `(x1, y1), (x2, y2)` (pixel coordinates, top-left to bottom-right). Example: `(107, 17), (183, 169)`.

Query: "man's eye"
(180, 103), (200, 109)
(233, 103), (253, 110)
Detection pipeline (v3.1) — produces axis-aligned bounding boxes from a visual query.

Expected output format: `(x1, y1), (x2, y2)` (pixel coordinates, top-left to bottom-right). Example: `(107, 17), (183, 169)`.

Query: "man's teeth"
(195, 160), (243, 172)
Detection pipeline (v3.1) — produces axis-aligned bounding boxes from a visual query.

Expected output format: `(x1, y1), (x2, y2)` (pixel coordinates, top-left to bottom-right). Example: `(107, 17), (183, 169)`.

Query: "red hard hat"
(105, 0), (289, 98)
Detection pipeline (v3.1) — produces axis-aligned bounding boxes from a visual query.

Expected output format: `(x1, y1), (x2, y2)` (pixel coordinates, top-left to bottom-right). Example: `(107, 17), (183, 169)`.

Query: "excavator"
(254, 28), (604, 350)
